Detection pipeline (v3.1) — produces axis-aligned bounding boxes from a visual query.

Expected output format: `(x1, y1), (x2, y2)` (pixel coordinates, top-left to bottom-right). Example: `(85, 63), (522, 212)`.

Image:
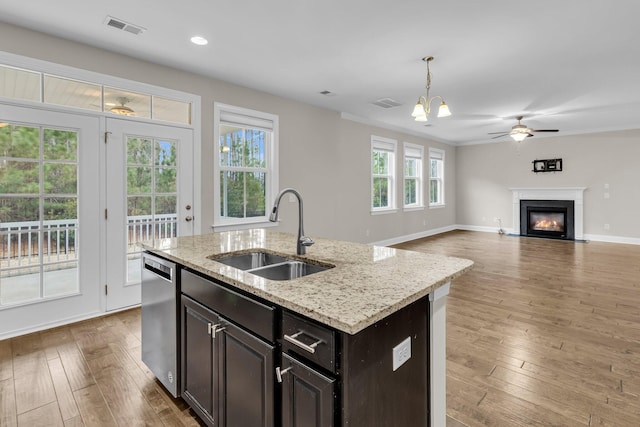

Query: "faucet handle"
(300, 236), (314, 247)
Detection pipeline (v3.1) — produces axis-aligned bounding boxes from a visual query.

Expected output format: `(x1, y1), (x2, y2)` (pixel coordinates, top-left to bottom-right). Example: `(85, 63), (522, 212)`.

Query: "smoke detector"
(105, 16), (146, 36)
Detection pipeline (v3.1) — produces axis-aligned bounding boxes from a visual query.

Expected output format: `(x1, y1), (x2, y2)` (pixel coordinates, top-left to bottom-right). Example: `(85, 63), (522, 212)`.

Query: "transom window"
(371, 136), (397, 213)
(403, 143), (424, 209)
(213, 103), (278, 229)
(429, 148), (445, 207)
(0, 63), (192, 125)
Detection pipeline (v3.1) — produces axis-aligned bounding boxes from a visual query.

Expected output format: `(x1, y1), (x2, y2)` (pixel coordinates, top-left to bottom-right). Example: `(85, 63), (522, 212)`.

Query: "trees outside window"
(429, 148), (445, 207)
(371, 136), (396, 213)
(213, 104), (278, 229)
(403, 143), (423, 209)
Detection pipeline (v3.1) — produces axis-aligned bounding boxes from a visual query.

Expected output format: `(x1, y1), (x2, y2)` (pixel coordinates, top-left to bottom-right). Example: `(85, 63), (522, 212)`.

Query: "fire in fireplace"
(520, 200), (575, 240)
(529, 212), (565, 232)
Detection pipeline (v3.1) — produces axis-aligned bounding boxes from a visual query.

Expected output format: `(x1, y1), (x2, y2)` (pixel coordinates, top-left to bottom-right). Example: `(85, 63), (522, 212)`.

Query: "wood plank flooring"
(1, 230), (639, 426)
(394, 230), (640, 426)
(0, 309), (201, 427)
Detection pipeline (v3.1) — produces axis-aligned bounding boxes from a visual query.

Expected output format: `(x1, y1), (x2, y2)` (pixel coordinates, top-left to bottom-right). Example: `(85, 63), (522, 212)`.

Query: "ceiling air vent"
(372, 98), (402, 109)
(105, 16), (146, 35)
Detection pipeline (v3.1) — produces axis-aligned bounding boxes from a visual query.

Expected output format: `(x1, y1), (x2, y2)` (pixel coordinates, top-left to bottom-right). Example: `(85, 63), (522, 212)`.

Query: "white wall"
(456, 129), (640, 241)
(0, 23), (456, 244)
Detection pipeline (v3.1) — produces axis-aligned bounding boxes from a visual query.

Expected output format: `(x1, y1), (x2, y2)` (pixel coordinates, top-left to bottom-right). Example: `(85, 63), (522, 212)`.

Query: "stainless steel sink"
(249, 261), (332, 281)
(211, 251), (288, 270)
(210, 250), (333, 280)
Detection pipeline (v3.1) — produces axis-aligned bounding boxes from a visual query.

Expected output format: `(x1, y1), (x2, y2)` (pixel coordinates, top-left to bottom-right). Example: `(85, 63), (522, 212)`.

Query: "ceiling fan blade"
(491, 134), (509, 139)
(527, 133), (534, 137)
(530, 129), (559, 132)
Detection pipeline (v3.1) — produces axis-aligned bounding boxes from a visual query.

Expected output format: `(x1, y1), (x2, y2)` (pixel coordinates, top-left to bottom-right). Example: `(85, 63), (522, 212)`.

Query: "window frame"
(371, 135), (397, 214)
(213, 102), (279, 231)
(429, 147), (445, 208)
(403, 142), (424, 211)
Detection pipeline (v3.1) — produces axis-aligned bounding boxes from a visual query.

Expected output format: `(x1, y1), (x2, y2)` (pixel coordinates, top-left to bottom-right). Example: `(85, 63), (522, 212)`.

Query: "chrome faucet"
(269, 188), (314, 255)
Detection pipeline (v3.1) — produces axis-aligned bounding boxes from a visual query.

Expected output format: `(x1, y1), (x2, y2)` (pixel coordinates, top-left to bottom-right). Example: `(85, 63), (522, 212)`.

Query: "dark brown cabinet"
(280, 353), (335, 427)
(181, 270), (276, 427)
(178, 267), (430, 427)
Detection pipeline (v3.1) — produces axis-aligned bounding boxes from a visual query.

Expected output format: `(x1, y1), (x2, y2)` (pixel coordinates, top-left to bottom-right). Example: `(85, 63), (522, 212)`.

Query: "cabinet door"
(218, 321), (275, 427)
(181, 296), (218, 424)
(281, 353), (335, 427)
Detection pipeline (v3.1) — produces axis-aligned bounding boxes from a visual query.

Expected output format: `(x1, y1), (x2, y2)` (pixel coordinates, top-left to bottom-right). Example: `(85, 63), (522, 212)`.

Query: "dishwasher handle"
(143, 255), (174, 282)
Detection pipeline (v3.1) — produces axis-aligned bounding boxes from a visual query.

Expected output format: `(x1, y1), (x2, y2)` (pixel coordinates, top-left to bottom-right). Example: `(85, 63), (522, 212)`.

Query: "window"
(371, 136), (397, 213)
(429, 148), (445, 207)
(403, 143), (423, 209)
(213, 103), (278, 229)
(0, 63), (193, 125)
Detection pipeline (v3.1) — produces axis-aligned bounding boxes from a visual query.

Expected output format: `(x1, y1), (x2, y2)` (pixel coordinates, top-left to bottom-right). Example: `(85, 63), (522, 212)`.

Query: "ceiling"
(1, 0), (640, 145)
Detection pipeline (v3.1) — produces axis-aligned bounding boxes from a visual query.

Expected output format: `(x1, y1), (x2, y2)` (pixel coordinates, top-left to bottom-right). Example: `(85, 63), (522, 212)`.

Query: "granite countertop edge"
(140, 230), (474, 335)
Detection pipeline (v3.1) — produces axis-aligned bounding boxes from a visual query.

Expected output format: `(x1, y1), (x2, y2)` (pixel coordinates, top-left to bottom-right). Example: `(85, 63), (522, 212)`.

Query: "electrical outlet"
(604, 193), (610, 199)
(365, 229), (370, 237)
(288, 194), (296, 203)
(604, 224), (610, 230)
(392, 337), (411, 371)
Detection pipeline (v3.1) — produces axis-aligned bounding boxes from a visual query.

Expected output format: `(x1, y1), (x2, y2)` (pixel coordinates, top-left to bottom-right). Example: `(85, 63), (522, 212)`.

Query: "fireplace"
(520, 200), (575, 240)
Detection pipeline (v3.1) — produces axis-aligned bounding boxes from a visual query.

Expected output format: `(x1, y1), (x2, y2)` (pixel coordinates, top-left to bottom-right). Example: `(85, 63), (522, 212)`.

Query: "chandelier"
(410, 56), (451, 122)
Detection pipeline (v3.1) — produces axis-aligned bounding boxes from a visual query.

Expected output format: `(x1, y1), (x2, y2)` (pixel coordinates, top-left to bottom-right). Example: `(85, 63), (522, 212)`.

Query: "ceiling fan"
(488, 116), (559, 142)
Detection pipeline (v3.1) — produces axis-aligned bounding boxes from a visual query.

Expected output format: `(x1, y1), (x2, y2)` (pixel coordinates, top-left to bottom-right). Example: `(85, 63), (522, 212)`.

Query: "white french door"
(105, 118), (194, 310)
(0, 104), (101, 332)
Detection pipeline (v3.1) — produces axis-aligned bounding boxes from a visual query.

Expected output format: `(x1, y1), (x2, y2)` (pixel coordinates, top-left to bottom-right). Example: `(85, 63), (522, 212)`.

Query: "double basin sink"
(210, 250), (334, 281)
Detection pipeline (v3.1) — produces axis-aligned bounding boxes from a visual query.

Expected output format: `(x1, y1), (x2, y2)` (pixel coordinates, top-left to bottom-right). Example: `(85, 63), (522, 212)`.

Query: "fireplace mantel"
(510, 187), (586, 240)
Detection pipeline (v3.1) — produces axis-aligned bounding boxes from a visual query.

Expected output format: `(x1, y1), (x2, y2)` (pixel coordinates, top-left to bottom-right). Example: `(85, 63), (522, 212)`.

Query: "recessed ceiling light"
(190, 36), (208, 46)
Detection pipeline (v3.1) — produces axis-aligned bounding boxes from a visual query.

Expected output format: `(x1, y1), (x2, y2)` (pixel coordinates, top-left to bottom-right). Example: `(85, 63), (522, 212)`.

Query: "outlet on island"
(392, 337), (411, 371)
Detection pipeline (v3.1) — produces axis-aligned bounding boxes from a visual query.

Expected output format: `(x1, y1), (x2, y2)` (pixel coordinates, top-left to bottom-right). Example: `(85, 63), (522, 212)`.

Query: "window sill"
(371, 208), (398, 216)
(211, 221), (278, 233)
(429, 204), (446, 209)
(403, 206), (425, 212)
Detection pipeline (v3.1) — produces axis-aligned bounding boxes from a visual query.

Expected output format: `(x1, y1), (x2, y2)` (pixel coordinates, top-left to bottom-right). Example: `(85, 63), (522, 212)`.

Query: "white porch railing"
(1, 214), (178, 272)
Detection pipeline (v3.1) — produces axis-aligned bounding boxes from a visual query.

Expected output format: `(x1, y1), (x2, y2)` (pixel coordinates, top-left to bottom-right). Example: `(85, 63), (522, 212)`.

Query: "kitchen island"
(141, 229), (473, 427)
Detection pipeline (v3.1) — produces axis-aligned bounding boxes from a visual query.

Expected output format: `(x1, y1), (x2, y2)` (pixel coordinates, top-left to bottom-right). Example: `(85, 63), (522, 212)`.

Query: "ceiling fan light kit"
(109, 96), (135, 116)
(488, 116), (559, 142)
(410, 56), (452, 122)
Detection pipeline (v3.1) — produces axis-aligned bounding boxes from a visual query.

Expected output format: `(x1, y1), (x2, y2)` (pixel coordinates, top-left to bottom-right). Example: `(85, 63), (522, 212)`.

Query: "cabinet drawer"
(282, 311), (336, 373)
(181, 269), (275, 343)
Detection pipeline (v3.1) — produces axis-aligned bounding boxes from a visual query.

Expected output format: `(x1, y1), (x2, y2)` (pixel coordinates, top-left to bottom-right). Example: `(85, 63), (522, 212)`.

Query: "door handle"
(185, 216), (193, 222)
(276, 366), (292, 383)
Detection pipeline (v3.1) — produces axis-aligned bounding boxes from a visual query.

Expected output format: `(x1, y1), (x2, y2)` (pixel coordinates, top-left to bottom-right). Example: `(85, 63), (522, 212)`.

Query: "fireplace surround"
(510, 187), (586, 241)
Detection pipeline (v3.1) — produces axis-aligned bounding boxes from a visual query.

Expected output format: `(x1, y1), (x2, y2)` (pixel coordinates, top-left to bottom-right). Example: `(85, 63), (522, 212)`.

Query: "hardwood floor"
(1, 230), (639, 426)
(0, 309), (201, 427)
(395, 230), (640, 426)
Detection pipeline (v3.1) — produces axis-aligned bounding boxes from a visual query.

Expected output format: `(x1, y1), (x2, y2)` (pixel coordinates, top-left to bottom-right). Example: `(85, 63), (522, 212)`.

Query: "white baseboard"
(371, 225), (457, 247)
(0, 305), (139, 340)
(373, 224), (640, 248)
(584, 233), (640, 245)
(455, 224), (515, 234)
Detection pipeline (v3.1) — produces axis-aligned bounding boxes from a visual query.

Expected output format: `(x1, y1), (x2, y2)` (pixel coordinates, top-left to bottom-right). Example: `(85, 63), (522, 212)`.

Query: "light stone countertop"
(140, 229), (473, 335)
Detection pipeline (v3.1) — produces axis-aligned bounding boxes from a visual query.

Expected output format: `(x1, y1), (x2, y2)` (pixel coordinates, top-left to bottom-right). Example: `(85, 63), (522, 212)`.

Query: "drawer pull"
(284, 331), (323, 354)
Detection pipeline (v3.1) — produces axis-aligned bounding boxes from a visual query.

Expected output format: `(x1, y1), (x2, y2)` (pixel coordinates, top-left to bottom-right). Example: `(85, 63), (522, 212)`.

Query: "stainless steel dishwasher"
(141, 252), (179, 397)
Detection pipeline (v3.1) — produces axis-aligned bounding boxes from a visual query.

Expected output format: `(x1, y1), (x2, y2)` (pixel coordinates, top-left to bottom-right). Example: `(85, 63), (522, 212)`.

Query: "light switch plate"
(392, 337), (411, 371)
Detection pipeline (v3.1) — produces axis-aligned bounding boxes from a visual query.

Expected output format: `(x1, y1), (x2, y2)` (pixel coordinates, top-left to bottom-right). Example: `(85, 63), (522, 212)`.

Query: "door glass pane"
(126, 137), (178, 284)
(0, 124), (79, 307)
